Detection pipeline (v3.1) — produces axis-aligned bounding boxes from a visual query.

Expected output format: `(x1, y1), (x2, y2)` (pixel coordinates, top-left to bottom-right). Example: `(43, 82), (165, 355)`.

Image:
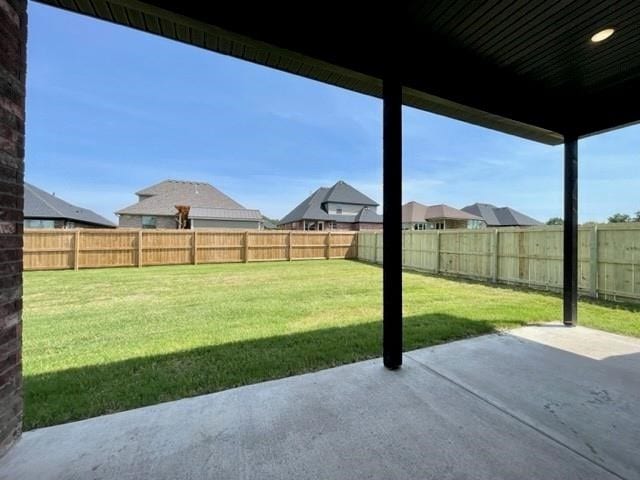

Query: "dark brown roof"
(402, 201), (481, 223)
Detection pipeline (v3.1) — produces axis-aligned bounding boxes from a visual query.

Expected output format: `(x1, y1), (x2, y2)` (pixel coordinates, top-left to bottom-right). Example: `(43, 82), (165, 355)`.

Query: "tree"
(608, 213), (631, 223)
(634, 211), (640, 222)
(546, 217), (564, 225)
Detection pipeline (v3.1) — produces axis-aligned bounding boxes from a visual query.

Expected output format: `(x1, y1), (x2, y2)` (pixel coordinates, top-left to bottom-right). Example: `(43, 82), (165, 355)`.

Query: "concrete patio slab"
(1, 324), (638, 480)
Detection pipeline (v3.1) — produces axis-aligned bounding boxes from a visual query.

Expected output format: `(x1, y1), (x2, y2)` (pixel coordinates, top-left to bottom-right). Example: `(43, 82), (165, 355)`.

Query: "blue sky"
(26, 3), (639, 223)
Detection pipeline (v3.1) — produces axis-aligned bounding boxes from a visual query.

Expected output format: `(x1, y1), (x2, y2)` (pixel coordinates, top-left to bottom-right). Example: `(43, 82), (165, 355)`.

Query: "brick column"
(0, 0), (26, 457)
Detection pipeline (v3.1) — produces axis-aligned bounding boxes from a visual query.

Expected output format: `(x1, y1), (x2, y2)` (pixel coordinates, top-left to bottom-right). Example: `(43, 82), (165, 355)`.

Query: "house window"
(25, 219), (55, 228)
(142, 216), (157, 229)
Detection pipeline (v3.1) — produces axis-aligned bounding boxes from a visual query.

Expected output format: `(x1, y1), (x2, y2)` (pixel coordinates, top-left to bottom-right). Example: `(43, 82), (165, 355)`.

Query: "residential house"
(461, 203), (542, 227)
(116, 180), (263, 229)
(402, 201), (485, 230)
(25, 182), (115, 229)
(278, 180), (382, 231)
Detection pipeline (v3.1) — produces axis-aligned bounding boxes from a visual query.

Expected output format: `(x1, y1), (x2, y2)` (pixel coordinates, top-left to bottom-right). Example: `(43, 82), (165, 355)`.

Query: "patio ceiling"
(35, 0), (640, 145)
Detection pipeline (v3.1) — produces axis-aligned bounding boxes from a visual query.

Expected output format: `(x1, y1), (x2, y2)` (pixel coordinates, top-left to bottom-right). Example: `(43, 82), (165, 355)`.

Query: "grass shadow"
(25, 313), (515, 430)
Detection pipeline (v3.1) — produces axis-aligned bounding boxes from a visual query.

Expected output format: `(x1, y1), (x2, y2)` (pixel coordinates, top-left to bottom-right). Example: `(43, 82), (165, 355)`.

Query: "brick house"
(116, 180), (263, 230)
(402, 201), (485, 230)
(278, 181), (382, 231)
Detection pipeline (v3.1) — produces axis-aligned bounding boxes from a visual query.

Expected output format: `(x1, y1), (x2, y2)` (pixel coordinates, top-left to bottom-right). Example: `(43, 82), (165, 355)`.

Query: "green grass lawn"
(24, 260), (639, 430)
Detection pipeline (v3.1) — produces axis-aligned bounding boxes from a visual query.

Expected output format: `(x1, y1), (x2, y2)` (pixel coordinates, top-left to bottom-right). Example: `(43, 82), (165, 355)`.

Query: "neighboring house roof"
(355, 207), (383, 223)
(261, 217), (279, 229)
(278, 181), (382, 225)
(462, 203), (542, 227)
(402, 201), (482, 223)
(323, 180), (378, 206)
(116, 180), (251, 216)
(189, 207), (262, 221)
(424, 204), (482, 221)
(25, 183), (115, 227)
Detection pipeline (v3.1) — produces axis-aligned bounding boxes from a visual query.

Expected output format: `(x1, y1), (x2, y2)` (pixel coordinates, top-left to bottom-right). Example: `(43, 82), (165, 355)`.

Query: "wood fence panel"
(291, 232), (327, 260)
(329, 232), (358, 259)
(24, 230), (74, 270)
(24, 229), (359, 271)
(597, 225), (640, 301)
(250, 232), (289, 261)
(403, 231), (438, 272)
(142, 231), (192, 265)
(80, 230), (137, 268)
(197, 231), (244, 264)
(358, 225), (640, 304)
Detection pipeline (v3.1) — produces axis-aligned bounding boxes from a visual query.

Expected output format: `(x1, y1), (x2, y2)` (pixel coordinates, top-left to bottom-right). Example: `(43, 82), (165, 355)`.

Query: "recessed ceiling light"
(591, 28), (615, 43)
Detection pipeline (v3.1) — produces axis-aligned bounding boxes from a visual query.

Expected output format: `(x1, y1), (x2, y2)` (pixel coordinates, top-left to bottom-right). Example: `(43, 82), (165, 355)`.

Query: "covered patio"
(2, 325), (639, 479)
(1, 0), (639, 474)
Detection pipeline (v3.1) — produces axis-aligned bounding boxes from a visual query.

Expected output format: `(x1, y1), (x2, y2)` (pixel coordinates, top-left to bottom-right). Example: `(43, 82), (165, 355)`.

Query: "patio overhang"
(34, 0), (640, 144)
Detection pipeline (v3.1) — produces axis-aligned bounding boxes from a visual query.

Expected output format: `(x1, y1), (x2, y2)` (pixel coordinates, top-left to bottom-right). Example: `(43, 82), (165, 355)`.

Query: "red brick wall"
(0, 0), (26, 458)
(357, 223), (383, 231)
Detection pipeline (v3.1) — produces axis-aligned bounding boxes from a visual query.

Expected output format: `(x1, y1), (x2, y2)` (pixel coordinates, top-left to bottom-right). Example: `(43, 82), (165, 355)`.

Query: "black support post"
(382, 76), (403, 369)
(563, 136), (578, 326)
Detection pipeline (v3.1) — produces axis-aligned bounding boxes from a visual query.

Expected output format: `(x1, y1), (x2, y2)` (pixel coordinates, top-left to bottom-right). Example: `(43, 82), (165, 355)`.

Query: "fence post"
(590, 224), (598, 298)
(326, 231), (331, 259)
(434, 231), (441, 274)
(288, 231), (293, 261)
(402, 230), (406, 267)
(137, 230), (143, 267)
(244, 231), (249, 263)
(374, 231), (380, 264)
(73, 230), (80, 271)
(353, 232), (358, 260)
(492, 229), (499, 283)
(192, 230), (198, 265)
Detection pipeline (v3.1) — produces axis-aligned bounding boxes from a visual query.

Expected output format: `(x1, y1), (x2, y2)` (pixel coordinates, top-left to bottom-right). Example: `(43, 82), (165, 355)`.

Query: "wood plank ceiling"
(37, 0), (640, 145)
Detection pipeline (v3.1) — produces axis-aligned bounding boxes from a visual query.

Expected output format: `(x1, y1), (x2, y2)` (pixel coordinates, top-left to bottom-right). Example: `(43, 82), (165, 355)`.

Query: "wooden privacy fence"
(24, 230), (358, 271)
(358, 224), (640, 303)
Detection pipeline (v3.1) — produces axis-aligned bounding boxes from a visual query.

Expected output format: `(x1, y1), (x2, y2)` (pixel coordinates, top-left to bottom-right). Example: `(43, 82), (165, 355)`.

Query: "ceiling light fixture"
(591, 28), (615, 43)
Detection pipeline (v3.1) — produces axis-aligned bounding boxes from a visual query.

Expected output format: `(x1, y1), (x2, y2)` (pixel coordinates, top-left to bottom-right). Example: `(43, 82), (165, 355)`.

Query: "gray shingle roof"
(278, 181), (382, 225)
(462, 203), (541, 227)
(117, 180), (252, 216)
(323, 181), (378, 206)
(25, 183), (115, 227)
(189, 207), (262, 221)
(355, 207), (383, 223)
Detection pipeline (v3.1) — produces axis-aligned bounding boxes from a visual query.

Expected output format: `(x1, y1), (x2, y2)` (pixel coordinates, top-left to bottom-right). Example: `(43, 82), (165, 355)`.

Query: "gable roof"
(323, 181), (378, 207)
(116, 180), (249, 216)
(462, 203), (541, 227)
(402, 201), (428, 223)
(25, 183), (115, 227)
(403, 201), (482, 223)
(279, 181), (381, 225)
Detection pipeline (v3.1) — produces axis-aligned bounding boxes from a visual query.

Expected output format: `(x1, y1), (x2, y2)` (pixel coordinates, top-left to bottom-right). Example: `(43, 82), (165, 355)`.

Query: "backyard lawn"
(24, 259), (639, 430)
